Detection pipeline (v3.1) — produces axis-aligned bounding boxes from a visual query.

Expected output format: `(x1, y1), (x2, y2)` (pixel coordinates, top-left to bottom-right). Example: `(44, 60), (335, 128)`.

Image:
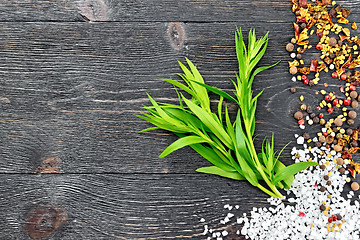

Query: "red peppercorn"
(304, 78), (309, 85)
(332, 214), (337, 221)
(323, 132), (328, 137)
(328, 217), (333, 223)
(301, 75), (308, 81)
(349, 85), (356, 91)
(298, 119), (305, 125)
(316, 44), (323, 50)
(341, 74), (347, 81)
(324, 95), (331, 101)
(327, 107), (333, 113)
(319, 113), (324, 118)
(316, 106), (321, 110)
(332, 99), (339, 105)
(298, 212), (305, 217)
(344, 99), (351, 105)
(332, 72), (338, 78)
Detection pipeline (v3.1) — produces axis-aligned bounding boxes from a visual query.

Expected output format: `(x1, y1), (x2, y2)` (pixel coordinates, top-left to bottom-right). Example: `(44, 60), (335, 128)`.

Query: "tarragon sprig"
(137, 28), (317, 198)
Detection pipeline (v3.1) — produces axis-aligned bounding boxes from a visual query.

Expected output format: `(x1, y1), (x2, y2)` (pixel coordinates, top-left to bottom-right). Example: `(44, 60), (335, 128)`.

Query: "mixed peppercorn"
(289, 0), (360, 234)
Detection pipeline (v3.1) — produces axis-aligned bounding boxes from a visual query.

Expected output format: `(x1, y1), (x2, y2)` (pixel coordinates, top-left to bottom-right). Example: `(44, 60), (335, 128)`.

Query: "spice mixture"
(200, 0), (360, 239)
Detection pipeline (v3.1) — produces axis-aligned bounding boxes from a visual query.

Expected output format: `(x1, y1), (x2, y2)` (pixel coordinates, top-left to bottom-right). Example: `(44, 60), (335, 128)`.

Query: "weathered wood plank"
(0, 0), (359, 22)
(0, 21), (315, 174)
(0, 174), (267, 239)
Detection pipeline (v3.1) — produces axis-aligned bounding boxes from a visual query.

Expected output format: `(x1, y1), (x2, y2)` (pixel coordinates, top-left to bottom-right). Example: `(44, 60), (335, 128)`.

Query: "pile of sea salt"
(201, 135), (360, 240)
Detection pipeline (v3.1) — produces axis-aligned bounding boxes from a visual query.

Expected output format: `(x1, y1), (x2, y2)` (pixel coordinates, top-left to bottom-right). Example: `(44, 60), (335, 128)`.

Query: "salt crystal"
(297, 137), (304, 145)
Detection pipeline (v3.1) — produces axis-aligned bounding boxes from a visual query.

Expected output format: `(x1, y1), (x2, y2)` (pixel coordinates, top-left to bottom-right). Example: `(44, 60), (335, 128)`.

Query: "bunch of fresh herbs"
(137, 28), (317, 198)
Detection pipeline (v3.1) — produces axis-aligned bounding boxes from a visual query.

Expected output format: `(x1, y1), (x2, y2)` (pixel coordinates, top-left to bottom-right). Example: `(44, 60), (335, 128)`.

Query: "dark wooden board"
(0, 174), (268, 239)
(1, 0), (360, 239)
(1, 0), (359, 22)
(0, 21), (315, 174)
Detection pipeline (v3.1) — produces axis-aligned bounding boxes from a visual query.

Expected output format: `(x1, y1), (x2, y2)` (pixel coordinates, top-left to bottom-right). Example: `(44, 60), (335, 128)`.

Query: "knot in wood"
(168, 22), (185, 51)
(24, 205), (67, 239)
(34, 156), (61, 174)
(77, 0), (107, 22)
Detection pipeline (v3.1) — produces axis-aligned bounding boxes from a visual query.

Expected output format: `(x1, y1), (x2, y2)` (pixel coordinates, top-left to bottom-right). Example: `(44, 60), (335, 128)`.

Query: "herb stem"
(245, 121), (284, 198)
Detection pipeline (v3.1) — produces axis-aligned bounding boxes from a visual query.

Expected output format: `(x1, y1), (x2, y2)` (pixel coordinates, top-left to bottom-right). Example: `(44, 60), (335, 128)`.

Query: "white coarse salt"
(300, 125), (305, 129)
(297, 136), (305, 145)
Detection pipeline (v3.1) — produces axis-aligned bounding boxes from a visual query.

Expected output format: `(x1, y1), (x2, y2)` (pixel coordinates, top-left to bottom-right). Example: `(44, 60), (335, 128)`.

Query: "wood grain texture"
(0, 174), (268, 239)
(1, 0), (360, 239)
(0, 0), (358, 22)
(0, 21), (317, 174)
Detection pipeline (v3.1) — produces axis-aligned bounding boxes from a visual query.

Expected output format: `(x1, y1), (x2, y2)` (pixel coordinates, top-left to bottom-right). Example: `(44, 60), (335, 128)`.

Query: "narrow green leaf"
(159, 135), (208, 158)
(182, 139), (236, 172)
(138, 127), (159, 133)
(196, 166), (245, 180)
(158, 78), (194, 96)
(183, 97), (233, 149)
(272, 161), (318, 185)
(218, 96), (224, 124)
(190, 80), (239, 104)
(234, 146), (258, 186)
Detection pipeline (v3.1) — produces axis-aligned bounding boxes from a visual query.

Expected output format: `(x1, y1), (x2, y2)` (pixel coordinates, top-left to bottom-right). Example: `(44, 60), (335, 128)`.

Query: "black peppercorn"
(313, 117), (320, 124)
(324, 175), (329, 180)
(320, 164), (326, 170)
(326, 181), (332, 186)
(320, 205), (326, 211)
(320, 186), (326, 192)
(303, 132), (311, 140)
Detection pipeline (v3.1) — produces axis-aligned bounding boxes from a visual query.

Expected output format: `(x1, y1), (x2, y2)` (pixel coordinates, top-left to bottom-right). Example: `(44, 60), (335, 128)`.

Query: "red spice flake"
(340, 86), (345, 93)
(297, 17), (307, 24)
(341, 55), (352, 69)
(327, 107), (333, 113)
(316, 29), (323, 38)
(319, 113), (324, 118)
(298, 212), (305, 217)
(342, 153), (352, 160)
(328, 217), (333, 223)
(323, 132), (328, 137)
(341, 74), (347, 81)
(294, 23), (300, 41)
(316, 106), (321, 110)
(324, 95), (331, 101)
(332, 72), (338, 78)
(298, 119), (305, 125)
(304, 78), (309, 85)
(332, 99), (339, 105)
(310, 60), (318, 72)
(313, 183), (318, 187)
(348, 168), (356, 178)
(349, 85), (356, 91)
(298, 67), (310, 75)
(339, 34), (348, 42)
(316, 44), (323, 50)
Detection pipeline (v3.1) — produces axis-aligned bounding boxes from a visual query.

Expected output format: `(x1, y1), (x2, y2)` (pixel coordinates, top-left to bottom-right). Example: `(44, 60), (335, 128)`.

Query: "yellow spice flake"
(300, 95), (304, 101)
(352, 22), (357, 30)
